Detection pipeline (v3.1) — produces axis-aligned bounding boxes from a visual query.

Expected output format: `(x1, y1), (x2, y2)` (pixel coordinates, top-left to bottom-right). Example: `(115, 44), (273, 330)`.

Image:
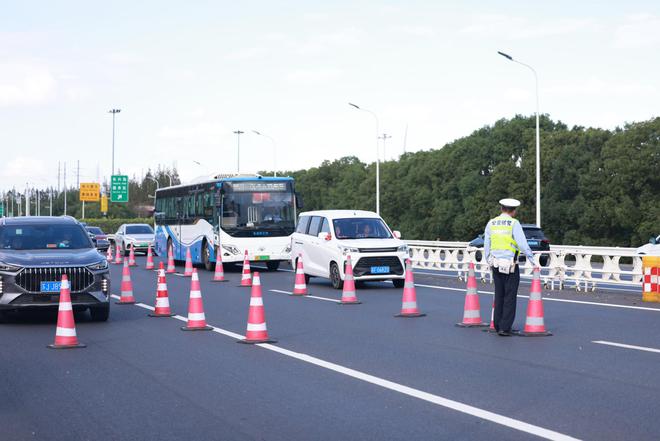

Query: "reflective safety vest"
(489, 214), (519, 253)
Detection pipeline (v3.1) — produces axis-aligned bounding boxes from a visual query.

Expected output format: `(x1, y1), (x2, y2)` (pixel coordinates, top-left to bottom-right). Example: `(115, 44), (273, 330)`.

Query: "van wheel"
(202, 241), (213, 271)
(330, 262), (343, 290)
(392, 279), (405, 288)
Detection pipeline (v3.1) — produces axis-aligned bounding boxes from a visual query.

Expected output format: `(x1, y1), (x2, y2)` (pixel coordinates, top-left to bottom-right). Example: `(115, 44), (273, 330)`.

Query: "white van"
(290, 210), (408, 289)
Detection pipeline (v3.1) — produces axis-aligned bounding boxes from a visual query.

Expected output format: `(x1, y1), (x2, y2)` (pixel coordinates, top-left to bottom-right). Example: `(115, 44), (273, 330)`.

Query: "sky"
(1, 0), (659, 191)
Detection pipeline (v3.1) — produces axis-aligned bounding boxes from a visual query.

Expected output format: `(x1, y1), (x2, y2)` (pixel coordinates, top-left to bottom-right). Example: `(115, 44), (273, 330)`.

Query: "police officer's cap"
(499, 198), (521, 208)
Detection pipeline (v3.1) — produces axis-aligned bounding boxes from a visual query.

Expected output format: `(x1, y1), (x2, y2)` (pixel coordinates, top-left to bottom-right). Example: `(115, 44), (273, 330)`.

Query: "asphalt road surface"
(2, 256), (659, 441)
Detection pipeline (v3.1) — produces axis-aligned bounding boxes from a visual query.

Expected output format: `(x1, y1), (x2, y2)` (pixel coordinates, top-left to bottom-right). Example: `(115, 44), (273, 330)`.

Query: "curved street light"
(348, 102), (380, 214)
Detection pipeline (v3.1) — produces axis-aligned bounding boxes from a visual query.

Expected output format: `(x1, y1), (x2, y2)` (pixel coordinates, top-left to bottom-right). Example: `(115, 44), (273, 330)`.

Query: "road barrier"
(406, 241), (644, 291)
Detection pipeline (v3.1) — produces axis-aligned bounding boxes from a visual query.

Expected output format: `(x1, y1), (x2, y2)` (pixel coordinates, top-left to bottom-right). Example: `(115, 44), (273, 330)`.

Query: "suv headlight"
(0, 261), (22, 272)
(397, 244), (408, 253)
(87, 260), (109, 270)
(339, 246), (359, 255)
(222, 244), (241, 255)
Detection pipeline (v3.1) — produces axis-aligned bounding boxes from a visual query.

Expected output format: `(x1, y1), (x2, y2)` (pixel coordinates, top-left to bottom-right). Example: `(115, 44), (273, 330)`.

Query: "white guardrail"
(405, 241), (643, 291)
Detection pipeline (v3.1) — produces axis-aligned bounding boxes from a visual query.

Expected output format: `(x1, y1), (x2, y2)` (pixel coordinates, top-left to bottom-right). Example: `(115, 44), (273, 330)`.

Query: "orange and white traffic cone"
(116, 260), (136, 304)
(114, 243), (123, 264)
(238, 272), (276, 344)
(106, 245), (113, 262)
(515, 267), (552, 336)
(183, 247), (193, 276)
(239, 250), (252, 287)
(395, 259), (425, 317)
(145, 245), (155, 270)
(456, 262), (487, 327)
(128, 243), (137, 267)
(292, 254), (308, 296)
(181, 269), (212, 331)
(166, 243), (176, 274)
(47, 275), (85, 349)
(212, 247), (228, 282)
(149, 262), (175, 317)
(339, 255), (361, 305)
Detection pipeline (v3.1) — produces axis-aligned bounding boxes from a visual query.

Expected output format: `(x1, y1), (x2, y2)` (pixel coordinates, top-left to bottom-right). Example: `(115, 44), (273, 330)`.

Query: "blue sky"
(1, 1), (659, 190)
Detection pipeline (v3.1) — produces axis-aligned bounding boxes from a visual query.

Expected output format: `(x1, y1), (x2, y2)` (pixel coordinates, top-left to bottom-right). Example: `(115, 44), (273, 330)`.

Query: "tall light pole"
(164, 172), (173, 187)
(498, 51), (541, 227)
(108, 109), (121, 176)
(252, 130), (277, 177)
(233, 130), (244, 173)
(145, 176), (160, 199)
(379, 133), (392, 160)
(348, 102), (380, 214)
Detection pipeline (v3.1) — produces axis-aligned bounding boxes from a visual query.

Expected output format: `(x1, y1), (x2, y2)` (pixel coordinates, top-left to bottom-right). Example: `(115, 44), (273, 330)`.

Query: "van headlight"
(397, 245), (408, 253)
(87, 260), (109, 270)
(222, 244), (241, 255)
(339, 246), (359, 255)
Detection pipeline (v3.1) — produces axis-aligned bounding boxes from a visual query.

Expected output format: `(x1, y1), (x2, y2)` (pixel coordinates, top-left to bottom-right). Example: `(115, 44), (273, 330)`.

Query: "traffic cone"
(128, 243), (137, 267)
(482, 300), (497, 333)
(239, 250), (252, 287)
(514, 267), (552, 336)
(145, 245), (155, 270)
(339, 255), (361, 305)
(149, 262), (175, 317)
(181, 269), (212, 331)
(106, 245), (113, 262)
(116, 259), (136, 304)
(395, 259), (425, 317)
(166, 243), (176, 274)
(183, 247), (193, 277)
(456, 262), (487, 327)
(212, 248), (228, 282)
(114, 243), (123, 264)
(238, 272), (276, 344)
(47, 275), (85, 349)
(292, 254), (308, 296)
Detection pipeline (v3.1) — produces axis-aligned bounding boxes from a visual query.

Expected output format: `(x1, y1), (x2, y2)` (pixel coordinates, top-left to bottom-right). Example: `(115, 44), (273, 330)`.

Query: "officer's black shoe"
(497, 331), (512, 337)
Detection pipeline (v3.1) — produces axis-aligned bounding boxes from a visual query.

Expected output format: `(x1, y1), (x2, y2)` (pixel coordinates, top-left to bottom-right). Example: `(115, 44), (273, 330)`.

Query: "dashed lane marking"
(269, 289), (341, 303)
(108, 293), (579, 440)
(592, 340), (660, 355)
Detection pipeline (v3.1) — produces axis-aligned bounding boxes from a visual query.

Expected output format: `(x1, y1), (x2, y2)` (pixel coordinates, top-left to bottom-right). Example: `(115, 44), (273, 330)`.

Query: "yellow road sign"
(80, 183), (101, 202)
(101, 195), (108, 212)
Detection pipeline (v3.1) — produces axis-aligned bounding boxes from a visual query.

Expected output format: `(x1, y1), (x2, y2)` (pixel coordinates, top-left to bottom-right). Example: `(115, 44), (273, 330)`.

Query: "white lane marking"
(270, 289), (341, 303)
(414, 284), (660, 313)
(592, 340), (660, 354)
(111, 294), (577, 440)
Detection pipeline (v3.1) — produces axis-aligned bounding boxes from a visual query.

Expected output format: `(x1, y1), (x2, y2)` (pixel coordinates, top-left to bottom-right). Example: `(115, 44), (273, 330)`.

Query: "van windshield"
(333, 218), (392, 239)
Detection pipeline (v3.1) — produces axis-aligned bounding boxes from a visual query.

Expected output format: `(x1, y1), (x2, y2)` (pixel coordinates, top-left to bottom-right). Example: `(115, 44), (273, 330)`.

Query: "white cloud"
(613, 14), (660, 49)
(298, 27), (364, 55)
(0, 62), (57, 107)
(391, 25), (435, 38)
(285, 67), (344, 86)
(545, 77), (657, 97)
(461, 14), (599, 39)
(0, 156), (49, 188)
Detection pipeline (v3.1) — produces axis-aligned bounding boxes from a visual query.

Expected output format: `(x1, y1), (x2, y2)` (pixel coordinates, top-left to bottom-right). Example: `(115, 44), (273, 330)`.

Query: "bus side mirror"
(393, 230), (402, 239)
(295, 192), (304, 209)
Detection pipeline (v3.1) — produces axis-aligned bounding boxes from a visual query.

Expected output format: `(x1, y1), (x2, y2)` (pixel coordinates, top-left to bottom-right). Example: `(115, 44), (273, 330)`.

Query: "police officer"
(483, 198), (535, 336)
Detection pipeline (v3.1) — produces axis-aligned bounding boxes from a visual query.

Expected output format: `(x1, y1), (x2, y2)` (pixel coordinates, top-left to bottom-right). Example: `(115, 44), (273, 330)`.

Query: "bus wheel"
(266, 261), (280, 271)
(202, 241), (213, 271)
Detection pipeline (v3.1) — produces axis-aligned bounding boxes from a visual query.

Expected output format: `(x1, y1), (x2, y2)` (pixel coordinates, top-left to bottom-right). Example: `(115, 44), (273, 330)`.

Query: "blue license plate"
(528, 240), (538, 246)
(371, 266), (390, 274)
(40, 281), (61, 293)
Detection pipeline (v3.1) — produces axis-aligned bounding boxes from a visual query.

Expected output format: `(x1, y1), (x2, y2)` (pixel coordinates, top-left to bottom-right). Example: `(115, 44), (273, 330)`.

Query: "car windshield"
(0, 224), (93, 250)
(333, 218), (392, 239)
(524, 228), (545, 239)
(86, 227), (104, 235)
(126, 225), (153, 234)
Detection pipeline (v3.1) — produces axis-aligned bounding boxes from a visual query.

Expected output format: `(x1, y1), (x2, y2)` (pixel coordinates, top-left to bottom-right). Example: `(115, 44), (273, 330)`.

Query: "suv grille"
(358, 247), (398, 253)
(15, 267), (95, 293)
(354, 256), (404, 276)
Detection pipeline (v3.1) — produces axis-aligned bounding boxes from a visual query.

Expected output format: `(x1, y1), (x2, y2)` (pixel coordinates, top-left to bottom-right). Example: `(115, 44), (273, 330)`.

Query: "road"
(2, 256), (660, 440)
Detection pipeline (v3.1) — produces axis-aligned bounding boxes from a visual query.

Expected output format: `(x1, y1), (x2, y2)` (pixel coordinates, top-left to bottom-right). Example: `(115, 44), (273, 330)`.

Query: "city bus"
(153, 174), (298, 271)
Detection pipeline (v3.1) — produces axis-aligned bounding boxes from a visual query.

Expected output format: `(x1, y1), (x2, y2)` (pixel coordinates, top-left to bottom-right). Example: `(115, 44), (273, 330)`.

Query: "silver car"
(114, 223), (156, 256)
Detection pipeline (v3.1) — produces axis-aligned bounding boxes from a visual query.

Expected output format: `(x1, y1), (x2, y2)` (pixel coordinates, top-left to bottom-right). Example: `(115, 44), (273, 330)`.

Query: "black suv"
(468, 224), (551, 266)
(0, 216), (111, 321)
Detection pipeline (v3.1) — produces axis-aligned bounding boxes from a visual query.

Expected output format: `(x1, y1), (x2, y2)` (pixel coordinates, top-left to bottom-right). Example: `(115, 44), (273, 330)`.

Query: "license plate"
(528, 240), (538, 246)
(254, 255), (270, 261)
(371, 266), (390, 274)
(40, 281), (61, 293)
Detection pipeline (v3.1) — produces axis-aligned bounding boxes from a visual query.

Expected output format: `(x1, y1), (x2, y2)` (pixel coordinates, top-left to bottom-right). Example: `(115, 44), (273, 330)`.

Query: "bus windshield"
(221, 183), (295, 237)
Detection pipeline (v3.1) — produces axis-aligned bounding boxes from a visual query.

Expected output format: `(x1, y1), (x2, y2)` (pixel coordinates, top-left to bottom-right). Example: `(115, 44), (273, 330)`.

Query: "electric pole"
(379, 133), (392, 160)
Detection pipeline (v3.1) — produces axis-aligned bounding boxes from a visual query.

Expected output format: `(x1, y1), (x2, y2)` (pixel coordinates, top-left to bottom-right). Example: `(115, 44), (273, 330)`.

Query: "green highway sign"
(110, 175), (129, 202)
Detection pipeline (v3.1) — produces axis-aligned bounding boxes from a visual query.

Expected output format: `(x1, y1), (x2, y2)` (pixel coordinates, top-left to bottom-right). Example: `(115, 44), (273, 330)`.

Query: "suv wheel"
(266, 261), (280, 271)
(90, 304), (110, 322)
(392, 279), (405, 288)
(202, 241), (213, 271)
(330, 262), (343, 290)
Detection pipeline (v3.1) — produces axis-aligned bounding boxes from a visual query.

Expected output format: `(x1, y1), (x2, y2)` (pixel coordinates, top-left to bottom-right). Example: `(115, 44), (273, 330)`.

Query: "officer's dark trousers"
(492, 265), (520, 332)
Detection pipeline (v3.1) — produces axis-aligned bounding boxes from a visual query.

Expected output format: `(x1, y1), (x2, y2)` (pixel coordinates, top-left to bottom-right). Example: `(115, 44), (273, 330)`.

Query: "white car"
(637, 235), (660, 256)
(290, 210), (408, 289)
(114, 223), (156, 256)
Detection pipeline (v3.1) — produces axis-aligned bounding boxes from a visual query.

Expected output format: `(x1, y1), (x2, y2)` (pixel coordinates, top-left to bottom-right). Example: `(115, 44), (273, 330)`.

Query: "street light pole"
(498, 51), (541, 227)
(349, 103), (380, 214)
(379, 133), (392, 160)
(164, 172), (173, 187)
(233, 130), (244, 173)
(108, 109), (121, 176)
(252, 130), (277, 176)
(145, 176), (160, 199)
